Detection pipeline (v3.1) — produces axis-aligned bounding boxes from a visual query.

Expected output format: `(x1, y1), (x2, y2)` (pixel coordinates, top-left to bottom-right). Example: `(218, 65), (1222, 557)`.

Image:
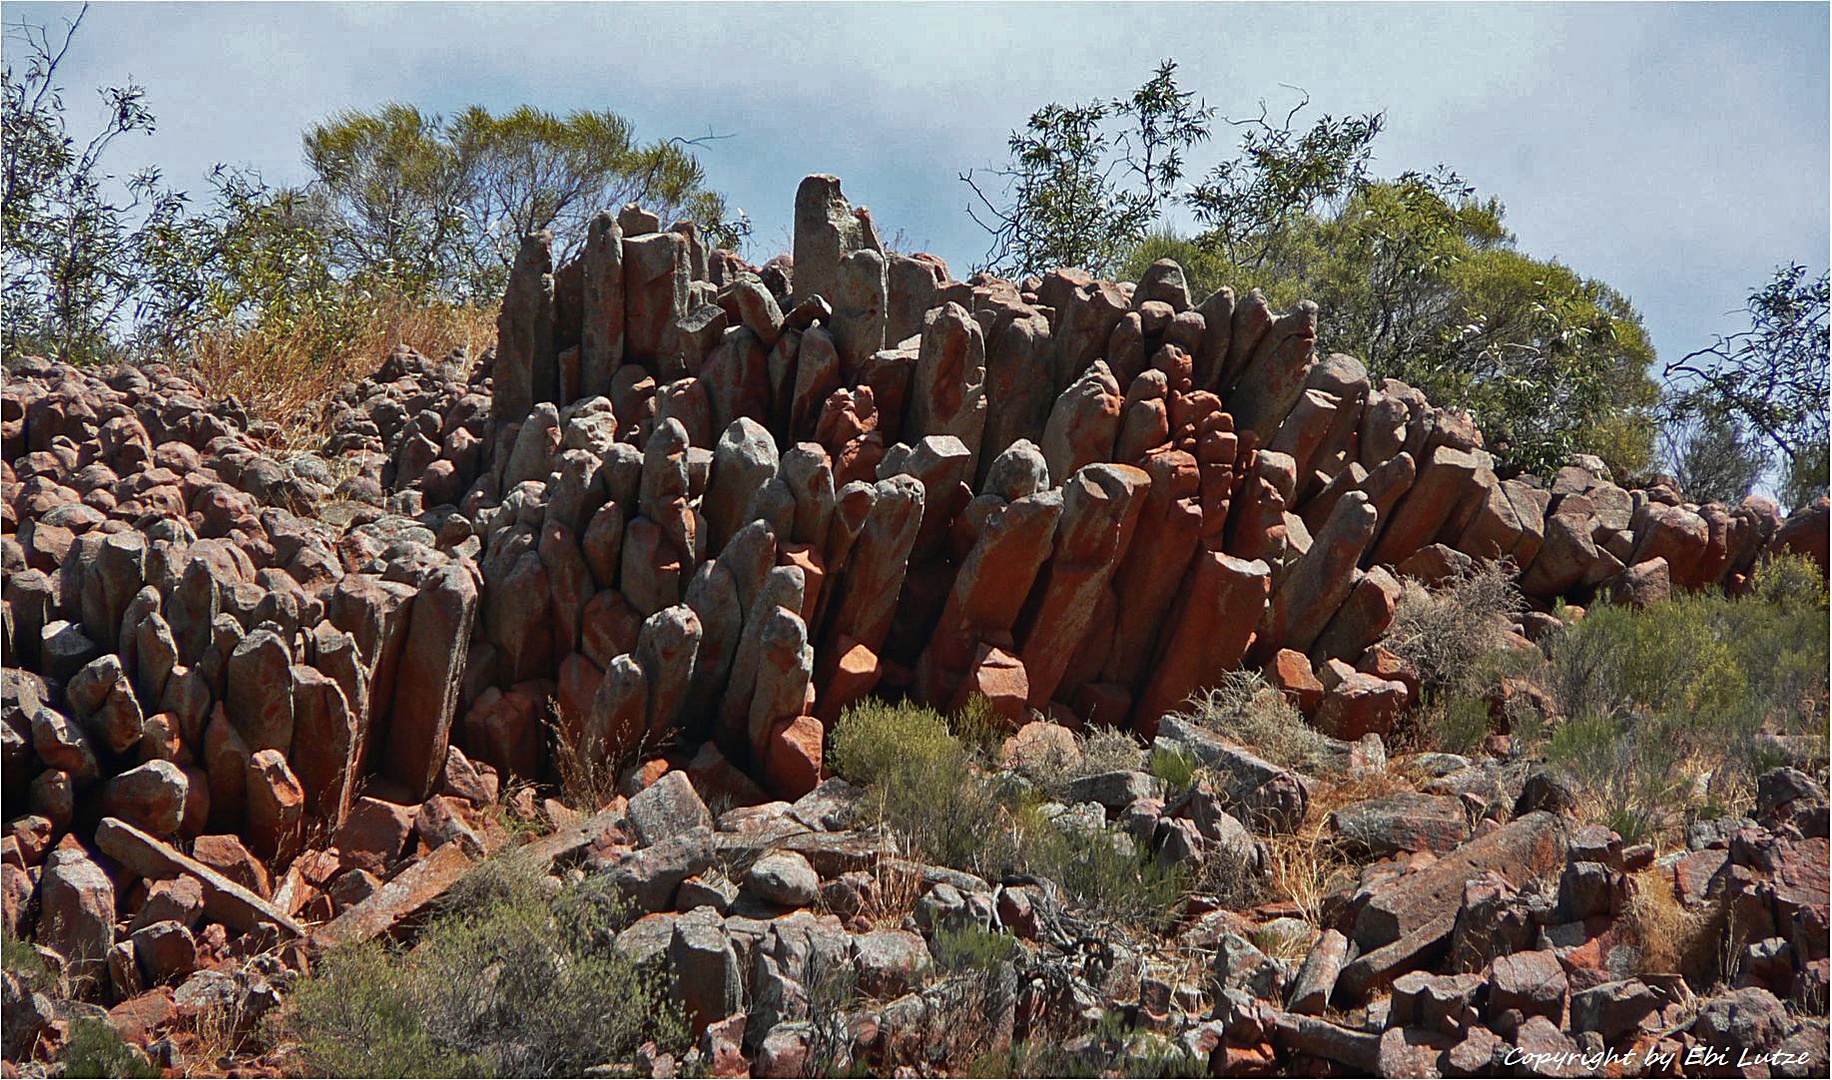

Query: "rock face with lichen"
(2, 174), (1825, 1076)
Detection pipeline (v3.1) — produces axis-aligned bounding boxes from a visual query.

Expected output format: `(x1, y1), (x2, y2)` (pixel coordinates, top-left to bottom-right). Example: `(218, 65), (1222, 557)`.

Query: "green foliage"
(829, 698), (1185, 928)
(2, 5), (187, 363)
(2, 8), (734, 373)
(929, 923), (1020, 977)
(129, 167), (370, 363)
(962, 60), (1212, 278)
(1016, 808), (1188, 930)
(979, 73), (1664, 479)
(1781, 436), (1829, 515)
(1426, 694), (1495, 757)
(58, 1018), (159, 1079)
(828, 697), (965, 787)
(1183, 95), (1385, 270)
(1543, 712), (1687, 846)
(829, 697), (1021, 879)
(1661, 409), (1769, 507)
(304, 104), (732, 302)
(2, 932), (51, 993)
(1539, 560), (1829, 843)
(1664, 264), (1830, 509)
(1749, 551), (1830, 610)
(1124, 166), (1660, 478)
(1147, 746), (1197, 794)
(280, 856), (684, 1078)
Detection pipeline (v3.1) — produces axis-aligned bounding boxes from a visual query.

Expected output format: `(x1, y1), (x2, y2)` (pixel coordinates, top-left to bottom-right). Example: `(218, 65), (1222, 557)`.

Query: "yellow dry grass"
(1621, 866), (1726, 987)
(182, 295), (499, 449)
(1263, 766), (1419, 928)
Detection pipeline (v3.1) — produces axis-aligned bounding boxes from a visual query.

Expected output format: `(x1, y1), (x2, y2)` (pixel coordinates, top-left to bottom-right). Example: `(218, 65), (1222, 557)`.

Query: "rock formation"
(2, 174), (1826, 1076)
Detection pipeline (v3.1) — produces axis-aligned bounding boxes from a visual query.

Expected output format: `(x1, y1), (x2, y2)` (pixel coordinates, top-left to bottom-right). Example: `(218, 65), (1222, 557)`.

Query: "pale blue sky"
(12, 1), (1830, 383)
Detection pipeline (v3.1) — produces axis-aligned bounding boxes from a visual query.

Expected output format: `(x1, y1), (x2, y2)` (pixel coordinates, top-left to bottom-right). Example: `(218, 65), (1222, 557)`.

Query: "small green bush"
(2, 932), (52, 993)
(831, 699), (1186, 929)
(1018, 810), (1188, 931)
(1537, 557), (1829, 843)
(1425, 694), (1493, 757)
(58, 1018), (159, 1079)
(831, 698), (1022, 879)
(1749, 553), (1826, 609)
(829, 697), (964, 787)
(281, 856), (683, 1077)
(1147, 746), (1197, 794)
(930, 923), (1021, 976)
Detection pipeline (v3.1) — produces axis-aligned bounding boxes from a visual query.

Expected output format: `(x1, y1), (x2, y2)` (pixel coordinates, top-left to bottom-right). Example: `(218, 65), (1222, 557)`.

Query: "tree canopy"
(965, 64), (1664, 480)
(960, 60), (1212, 280)
(303, 104), (734, 302)
(2, 6), (735, 368)
(2, 4), (186, 362)
(1661, 264), (1829, 510)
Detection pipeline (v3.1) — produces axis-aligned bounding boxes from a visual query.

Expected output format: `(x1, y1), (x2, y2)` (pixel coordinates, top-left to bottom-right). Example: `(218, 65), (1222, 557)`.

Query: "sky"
(10, 1), (1829, 389)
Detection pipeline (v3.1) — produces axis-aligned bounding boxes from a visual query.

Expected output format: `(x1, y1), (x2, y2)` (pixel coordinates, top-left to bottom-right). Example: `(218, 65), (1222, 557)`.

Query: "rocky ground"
(2, 175), (1827, 1077)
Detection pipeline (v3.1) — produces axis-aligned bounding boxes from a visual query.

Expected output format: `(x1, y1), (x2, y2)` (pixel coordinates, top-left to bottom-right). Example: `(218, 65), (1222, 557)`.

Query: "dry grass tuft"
(1386, 559), (1525, 695)
(1173, 670), (1326, 772)
(1074, 726), (1147, 777)
(182, 294), (498, 449)
(865, 851), (932, 929)
(181, 1001), (255, 1077)
(1622, 867), (1726, 987)
(1264, 825), (1350, 934)
(543, 695), (652, 814)
(1261, 767), (1421, 927)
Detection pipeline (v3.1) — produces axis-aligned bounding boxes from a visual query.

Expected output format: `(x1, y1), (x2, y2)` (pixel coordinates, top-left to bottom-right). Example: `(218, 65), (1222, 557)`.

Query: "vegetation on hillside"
(278, 857), (684, 1077)
(965, 63), (1827, 500)
(1538, 554), (1829, 844)
(830, 697), (1191, 930)
(2, 5), (731, 408)
(1386, 553), (1828, 847)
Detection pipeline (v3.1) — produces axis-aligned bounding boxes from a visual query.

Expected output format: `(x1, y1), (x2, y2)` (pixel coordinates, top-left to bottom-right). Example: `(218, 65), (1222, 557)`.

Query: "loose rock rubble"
(2, 174), (1827, 1076)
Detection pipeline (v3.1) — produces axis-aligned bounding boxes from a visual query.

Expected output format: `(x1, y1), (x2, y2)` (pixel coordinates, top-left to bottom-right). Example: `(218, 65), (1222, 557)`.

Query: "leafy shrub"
(930, 923), (1021, 977)
(1749, 550), (1830, 612)
(1537, 558), (1829, 844)
(280, 856), (683, 1077)
(1545, 713), (1689, 845)
(831, 698), (1022, 880)
(58, 1018), (159, 1079)
(831, 699), (1186, 929)
(1147, 746), (1197, 795)
(1171, 670), (1325, 770)
(1423, 694), (1494, 757)
(830, 697), (966, 787)
(2, 932), (52, 994)
(1017, 809), (1188, 931)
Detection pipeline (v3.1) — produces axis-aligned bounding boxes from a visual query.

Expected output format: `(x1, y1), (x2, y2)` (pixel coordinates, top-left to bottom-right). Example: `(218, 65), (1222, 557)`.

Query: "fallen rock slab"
(311, 840), (477, 948)
(1353, 810), (1569, 950)
(94, 817), (304, 938)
